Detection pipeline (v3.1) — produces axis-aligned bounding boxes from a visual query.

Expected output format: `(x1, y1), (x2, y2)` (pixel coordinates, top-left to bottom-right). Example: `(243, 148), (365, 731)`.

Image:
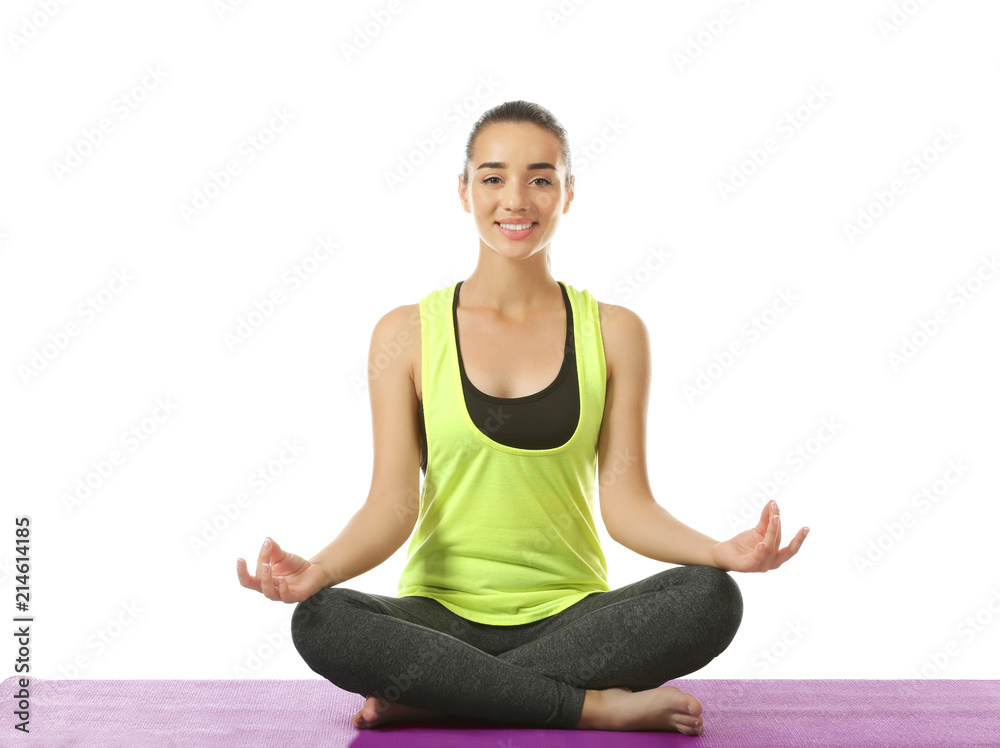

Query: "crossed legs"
(290, 564), (743, 731)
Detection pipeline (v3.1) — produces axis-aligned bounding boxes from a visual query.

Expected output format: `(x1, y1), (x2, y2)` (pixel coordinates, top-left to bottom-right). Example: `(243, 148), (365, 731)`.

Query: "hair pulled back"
(460, 100), (573, 193)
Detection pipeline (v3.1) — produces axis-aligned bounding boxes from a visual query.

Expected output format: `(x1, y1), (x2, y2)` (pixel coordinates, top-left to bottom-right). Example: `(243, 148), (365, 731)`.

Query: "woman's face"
(459, 121), (573, 262)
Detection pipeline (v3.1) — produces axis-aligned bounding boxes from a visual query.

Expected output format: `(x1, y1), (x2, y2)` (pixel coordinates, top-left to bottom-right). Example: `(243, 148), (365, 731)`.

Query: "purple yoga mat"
(3, 677), (997, 747)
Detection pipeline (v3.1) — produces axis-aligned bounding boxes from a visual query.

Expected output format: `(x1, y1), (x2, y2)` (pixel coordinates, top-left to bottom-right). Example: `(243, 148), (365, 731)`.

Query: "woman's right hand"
(236, 537), (332, 603)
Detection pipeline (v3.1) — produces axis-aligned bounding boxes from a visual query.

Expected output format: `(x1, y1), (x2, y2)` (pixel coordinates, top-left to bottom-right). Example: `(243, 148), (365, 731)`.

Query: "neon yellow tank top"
(396, 279), (610, 625)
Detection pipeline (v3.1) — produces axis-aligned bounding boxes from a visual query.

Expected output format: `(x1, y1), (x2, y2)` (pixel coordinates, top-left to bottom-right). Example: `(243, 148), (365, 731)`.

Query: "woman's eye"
(481, 177), (553, 185)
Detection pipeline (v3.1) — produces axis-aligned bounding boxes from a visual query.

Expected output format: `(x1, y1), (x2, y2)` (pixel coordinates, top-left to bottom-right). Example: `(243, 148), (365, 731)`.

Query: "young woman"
(236, 100), (808, 735)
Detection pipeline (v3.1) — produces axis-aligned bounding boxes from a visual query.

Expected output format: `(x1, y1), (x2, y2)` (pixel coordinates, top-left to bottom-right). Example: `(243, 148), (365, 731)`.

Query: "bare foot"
(352, 694), (449, 729)
(577, 685), (705, 735)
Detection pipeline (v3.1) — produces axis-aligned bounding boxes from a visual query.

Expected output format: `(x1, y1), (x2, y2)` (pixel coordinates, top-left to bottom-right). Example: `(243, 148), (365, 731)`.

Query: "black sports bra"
(417, 281), (580, 473)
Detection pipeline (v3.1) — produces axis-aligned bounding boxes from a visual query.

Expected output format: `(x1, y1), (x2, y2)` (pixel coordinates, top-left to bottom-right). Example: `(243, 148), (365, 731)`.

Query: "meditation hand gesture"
(236, 537), (332, 603)
(710, 501), (808, 573)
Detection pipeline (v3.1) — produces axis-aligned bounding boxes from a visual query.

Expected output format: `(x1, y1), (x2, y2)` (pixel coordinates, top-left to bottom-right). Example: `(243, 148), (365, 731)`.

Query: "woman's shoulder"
(373, 280), (458, 336)
(374, 297), (420, 321)
(596, 300), (646, 334)
(368, 301), (424, 366)
(595, 301), (649, 382)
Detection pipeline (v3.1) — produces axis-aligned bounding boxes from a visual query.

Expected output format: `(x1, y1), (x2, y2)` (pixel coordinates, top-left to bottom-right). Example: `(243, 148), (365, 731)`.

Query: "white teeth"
(499, 222), (533, 230)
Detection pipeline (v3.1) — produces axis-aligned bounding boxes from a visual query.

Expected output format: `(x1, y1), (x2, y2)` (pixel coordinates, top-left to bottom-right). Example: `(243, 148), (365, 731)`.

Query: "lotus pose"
(237, 100), (808, 735)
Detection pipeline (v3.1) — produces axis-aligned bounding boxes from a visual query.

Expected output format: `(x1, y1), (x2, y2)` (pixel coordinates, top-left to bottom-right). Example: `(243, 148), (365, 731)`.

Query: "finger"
(761, 509), (777, 551)
(757, 511), (779, 570)
(269, 537), (287, 567)
(273, 575), (292, 603)
(757, 502), (772, 533)
(263, 538), (287, 600)
(236, 558), (261, 592)
(255, 537), (273, 578)
(265, 538), (287, 600)
(773, 526), (809, 568)
(260, 561), (279, 601)
(753, 540), (767, 571)
(771, 509), (782, 554)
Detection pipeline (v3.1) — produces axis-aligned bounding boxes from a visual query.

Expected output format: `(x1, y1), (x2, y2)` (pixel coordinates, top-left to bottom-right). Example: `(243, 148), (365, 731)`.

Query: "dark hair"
(459, 100), (573, 193)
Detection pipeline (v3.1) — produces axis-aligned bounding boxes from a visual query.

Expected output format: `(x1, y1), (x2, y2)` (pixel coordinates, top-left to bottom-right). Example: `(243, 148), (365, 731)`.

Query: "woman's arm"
(596, 303), (721, 568)
(602, 499), (721, 568)
(596, 303), (807, 572)
(309, 305), (423, 586)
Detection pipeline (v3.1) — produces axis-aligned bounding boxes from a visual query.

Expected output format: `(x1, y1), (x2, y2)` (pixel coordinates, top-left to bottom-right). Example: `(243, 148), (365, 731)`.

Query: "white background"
(2, 0), (998, 684)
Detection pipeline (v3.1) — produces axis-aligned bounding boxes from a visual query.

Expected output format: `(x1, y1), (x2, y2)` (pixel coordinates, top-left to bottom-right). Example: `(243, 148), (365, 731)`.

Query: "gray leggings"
(290, 564), (743, 729)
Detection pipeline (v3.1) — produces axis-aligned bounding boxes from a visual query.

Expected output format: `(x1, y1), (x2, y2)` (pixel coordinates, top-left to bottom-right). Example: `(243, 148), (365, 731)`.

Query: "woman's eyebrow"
(476, 161), (557, 171)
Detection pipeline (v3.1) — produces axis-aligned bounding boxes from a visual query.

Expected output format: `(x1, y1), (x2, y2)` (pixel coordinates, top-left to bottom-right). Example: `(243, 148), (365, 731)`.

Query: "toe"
(679, 720), (704, 737)
(675, 714), (701, 730)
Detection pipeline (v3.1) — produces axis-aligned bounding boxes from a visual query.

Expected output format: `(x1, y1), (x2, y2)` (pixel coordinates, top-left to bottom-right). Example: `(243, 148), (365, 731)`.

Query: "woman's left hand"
(710, 501), (808, 573)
